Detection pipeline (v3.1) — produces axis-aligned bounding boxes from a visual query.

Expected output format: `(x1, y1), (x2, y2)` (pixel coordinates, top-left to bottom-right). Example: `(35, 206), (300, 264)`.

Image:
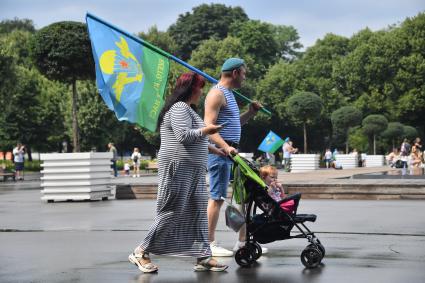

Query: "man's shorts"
(207, 153), (233, 200)
(15, 162), (24, 171)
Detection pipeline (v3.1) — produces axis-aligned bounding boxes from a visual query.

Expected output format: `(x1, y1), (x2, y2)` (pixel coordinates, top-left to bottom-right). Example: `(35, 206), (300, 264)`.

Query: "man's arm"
(240, 101), (262, 126)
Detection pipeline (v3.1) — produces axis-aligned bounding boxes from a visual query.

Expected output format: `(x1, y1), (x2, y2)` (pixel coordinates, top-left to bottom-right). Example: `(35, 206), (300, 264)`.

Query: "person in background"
(323, 148), (332, 168)
(131, 147), (142, 177)
(400, 139), (411, 169)
(414, 137), (422, 155)
(124, 160), (131, 176)
(386, 148), (400, 167)
(108, 142), (118, 177)
(410, 146), (423, 168)
(13, 143), (25, 180)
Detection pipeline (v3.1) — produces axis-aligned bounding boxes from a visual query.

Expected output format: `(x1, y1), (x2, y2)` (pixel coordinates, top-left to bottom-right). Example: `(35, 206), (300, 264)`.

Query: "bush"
(0, 160), (41, 171)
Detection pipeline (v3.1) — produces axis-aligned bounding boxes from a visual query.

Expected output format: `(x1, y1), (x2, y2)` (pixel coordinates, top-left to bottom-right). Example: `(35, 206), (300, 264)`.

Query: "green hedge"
(0, 160), (41, 172)
(116, 159), (150, 170)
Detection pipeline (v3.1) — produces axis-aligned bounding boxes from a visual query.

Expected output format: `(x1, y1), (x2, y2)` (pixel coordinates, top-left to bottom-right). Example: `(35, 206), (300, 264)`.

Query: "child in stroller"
(259, 165), (295, 213)
(231, 154), (325, 268)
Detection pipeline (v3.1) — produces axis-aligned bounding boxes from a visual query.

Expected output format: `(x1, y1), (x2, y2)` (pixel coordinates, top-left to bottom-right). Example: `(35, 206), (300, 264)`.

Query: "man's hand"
(249, 101), (262, 114)
(209, 145), (227, 156)
(224, 146), (238, 156)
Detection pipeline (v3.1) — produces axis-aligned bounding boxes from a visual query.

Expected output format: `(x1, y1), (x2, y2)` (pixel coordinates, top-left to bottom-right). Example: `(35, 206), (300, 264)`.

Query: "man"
(13, 143), (25, 180)
(108, 142), (118, 177)
(282, 138), (294, 172)
(204, 58), (264, 256)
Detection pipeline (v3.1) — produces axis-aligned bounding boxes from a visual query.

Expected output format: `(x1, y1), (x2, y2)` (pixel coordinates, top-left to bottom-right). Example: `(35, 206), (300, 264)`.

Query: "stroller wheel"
(301, 246), (322, 268)
(317, 243), (325, 258)
(246, 242), (262, 260)
(235, 247), (254, 267)
(308, 242), (325, 259)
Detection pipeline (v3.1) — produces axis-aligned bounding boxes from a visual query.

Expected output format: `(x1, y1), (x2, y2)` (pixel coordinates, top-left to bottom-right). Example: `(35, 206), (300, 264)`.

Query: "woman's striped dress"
(137, 102), (211, 258)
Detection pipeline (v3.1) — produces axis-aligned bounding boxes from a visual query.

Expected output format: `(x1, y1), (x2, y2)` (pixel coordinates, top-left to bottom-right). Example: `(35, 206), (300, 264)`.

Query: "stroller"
(230, 154), (325, 268)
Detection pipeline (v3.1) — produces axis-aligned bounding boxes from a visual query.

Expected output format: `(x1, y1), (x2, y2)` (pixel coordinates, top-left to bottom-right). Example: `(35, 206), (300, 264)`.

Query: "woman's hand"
(201, 124), (222, 136)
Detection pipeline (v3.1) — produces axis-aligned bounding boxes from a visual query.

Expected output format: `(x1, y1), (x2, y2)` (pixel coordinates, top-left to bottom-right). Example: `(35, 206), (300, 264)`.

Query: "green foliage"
(362, 114), (388, 137)
(1, 10), (424, 155)
(402, 125), (418, 140)
(0, 18), (35, 34)
(0, 29), (33, 66)
(189, 36), (255, 78)
(30, 21), (94, 83)
(348, 127), (369, 153)
(168, 3), (248, 60)
(229, 20), (278, 68)
(287, 92), (323, 152)
(331, 106), (362, 132)
(331, 106), (362, 152)
(287, 92), (323, 125)
(270, 25), (303, 60)
(382, 122), (404, 140)
(362, 114), (388, 154)
(138, 26), (178, 55)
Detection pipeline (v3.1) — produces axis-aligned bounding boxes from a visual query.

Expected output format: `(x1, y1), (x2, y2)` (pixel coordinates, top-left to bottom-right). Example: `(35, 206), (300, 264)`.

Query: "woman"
(130, 147), (142, 177)
(410, 146), (423, 167)
(128, 72), (227, 273)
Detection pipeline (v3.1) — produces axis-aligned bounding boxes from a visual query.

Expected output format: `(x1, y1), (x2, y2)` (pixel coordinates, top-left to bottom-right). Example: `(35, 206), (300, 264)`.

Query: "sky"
(1, 0), (424, 48)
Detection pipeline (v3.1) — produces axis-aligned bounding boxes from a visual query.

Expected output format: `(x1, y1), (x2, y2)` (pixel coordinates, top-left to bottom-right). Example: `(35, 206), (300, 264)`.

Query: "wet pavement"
(1, 180), (425, 282)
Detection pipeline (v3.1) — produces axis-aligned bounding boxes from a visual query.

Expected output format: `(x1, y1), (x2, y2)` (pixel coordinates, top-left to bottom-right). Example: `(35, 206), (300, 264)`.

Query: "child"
(124, 161), (131, 176)
(259, 165), (295, 213)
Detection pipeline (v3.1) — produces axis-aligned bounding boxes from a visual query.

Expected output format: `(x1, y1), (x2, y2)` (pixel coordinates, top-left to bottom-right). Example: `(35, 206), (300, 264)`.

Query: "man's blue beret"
(221, 58), (245, 72)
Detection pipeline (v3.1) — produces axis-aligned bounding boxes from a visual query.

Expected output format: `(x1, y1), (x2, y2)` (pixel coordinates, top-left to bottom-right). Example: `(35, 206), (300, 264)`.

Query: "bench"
(145, 162), (158, 173)
(0, 168), (16, 182)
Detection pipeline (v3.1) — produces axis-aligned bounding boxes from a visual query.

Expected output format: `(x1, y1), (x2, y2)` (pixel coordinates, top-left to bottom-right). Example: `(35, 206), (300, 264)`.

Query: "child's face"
(264, 172), (278, 186)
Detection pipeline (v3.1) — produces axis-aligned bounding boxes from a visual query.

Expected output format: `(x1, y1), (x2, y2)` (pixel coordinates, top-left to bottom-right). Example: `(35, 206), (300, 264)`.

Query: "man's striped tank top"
(213, 84), (241, 143)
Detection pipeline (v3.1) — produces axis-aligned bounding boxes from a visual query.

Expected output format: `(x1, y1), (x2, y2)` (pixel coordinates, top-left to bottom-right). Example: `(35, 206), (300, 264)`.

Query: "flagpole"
(86, 13), (271, 116)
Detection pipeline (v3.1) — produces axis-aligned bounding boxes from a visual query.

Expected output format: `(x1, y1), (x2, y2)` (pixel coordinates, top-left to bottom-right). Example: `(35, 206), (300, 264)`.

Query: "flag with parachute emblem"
(86, 14), (169, 131)
(258, 131), (285, 153)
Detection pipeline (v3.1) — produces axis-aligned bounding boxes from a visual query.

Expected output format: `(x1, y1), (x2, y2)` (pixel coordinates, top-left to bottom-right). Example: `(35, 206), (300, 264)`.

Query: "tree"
(138, 26), (178, 55)
(286, 92), (323, 153)
(382, 122), (404, 149)
(229, 20), (279, 69)
(168, 3), (248, 60)
(402, 125), (418, 140)
(362, 114), (388, 154)
(270, 25), (303, 61)
(331, 106), (362, 153)
(0, 18), (35, 34)
(30, 21), (95, 152)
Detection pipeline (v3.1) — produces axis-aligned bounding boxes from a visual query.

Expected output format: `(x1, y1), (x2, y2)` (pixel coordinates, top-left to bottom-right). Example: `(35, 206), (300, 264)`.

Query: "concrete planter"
(365, 155), (384, 167)
(291, 154), (320, 172)
(335, 154), (358, 169)
(40, 152), (114, 202)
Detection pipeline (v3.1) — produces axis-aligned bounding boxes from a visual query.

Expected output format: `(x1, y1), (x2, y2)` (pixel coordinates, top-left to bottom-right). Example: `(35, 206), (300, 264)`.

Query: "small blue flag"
(258, 131), (285, 153)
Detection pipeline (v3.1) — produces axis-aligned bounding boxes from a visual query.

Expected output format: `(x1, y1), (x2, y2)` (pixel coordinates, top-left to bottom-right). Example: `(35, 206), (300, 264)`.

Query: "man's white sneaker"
(210, 241), (233, 257)
(232, 241), (268, 254)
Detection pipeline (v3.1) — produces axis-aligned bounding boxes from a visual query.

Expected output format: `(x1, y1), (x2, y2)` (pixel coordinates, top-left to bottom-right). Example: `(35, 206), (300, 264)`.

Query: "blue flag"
(258, 131), (285, 153)
(86, 14), (170, 132)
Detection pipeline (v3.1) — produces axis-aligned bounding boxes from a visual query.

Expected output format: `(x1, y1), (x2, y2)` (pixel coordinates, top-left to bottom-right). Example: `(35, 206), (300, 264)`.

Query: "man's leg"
(207, 199), (223, 242)
(207, 154), (233, 256)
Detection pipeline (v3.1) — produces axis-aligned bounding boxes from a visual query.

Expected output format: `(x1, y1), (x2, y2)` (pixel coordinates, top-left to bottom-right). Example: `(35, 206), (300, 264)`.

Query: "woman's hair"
(259, 165), (277, 179)
(157, 72), (205, 130)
